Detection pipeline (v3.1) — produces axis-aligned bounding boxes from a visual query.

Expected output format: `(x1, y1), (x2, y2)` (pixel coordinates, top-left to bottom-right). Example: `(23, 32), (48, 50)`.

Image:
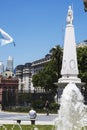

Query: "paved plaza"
(0, 111), (58, 125)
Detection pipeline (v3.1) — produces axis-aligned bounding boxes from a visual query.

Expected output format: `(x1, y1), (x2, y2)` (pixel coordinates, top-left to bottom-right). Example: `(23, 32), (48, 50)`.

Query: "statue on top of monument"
(66, 6), (73, 25)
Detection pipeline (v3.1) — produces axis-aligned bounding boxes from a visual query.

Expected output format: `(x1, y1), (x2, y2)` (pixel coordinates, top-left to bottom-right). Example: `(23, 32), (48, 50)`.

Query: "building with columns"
(15, 54), (51, 92)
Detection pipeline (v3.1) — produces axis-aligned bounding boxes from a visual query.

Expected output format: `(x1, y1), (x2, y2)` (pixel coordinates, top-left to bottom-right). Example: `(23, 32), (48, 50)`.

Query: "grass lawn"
(0, 124), (55, 130)
(0, 125), (87, 130)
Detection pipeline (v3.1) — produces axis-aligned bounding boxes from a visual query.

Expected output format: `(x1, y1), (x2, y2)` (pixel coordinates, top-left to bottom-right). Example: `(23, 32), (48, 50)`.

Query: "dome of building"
(24, 63), (32, 68)
(15, 65), (24, 71)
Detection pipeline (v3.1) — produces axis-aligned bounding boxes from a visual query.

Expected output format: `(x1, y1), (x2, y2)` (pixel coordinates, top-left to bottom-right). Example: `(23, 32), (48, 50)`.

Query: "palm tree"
(49, 45), (63, 79)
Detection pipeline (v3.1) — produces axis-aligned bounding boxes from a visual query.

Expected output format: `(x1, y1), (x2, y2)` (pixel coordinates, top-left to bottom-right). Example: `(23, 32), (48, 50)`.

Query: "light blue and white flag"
(0, 28), (14, 46)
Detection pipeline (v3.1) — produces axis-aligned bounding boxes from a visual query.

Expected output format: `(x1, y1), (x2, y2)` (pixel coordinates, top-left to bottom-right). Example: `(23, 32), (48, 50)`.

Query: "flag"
(0, 28), (14, 46)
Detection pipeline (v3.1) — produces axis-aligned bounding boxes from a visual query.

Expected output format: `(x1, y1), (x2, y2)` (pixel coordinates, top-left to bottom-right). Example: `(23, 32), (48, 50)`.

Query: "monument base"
(58, 76), (81, 83)
(55, 77), (85, 89)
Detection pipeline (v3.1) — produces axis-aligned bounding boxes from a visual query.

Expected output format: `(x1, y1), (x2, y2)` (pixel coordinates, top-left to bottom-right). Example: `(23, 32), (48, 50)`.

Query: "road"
(0, 111), (58, 125)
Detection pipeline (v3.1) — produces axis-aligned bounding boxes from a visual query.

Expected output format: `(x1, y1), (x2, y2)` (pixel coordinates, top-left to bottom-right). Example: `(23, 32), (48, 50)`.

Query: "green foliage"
(50, 45), (63, 79)
(7, 106), (31, 113)
(77, 46), (87, 84)
(50, 102), (60, 113)
(32, 65), (58, 92)
(32, 74), (40, 87)
(32, 71), (46, 88)
(32, 99), (45, 109)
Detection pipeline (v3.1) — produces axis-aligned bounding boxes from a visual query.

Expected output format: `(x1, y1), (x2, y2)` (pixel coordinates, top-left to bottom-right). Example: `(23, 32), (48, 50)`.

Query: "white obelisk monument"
(58, 6), (81, 84)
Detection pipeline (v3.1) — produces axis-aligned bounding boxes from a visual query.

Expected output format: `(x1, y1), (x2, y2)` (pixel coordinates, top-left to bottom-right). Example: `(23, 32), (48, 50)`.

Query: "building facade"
(15, 54), (51, 92)
(77, 40), (87, 48)
(0, 75), (18, 110)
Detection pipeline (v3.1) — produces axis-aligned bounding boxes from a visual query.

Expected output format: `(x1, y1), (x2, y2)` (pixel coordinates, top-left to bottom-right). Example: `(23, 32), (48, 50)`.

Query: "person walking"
(45, 100), (50, 116)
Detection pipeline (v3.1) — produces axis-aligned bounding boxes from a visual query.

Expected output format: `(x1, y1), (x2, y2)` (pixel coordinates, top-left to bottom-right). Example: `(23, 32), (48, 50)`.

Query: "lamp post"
(83, 0), (87, 11)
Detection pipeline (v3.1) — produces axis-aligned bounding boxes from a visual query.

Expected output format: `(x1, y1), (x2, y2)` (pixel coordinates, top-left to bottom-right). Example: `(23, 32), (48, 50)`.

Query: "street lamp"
(83, 0), (87, 12)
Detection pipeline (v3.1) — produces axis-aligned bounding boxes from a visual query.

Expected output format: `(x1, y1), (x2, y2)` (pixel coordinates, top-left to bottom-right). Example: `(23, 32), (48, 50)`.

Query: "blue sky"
(0, 0), (86, 69)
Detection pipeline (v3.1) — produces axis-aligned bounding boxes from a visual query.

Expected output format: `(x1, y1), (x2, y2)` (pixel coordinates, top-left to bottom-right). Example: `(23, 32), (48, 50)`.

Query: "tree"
(32, 64), (58, 92)
(49, 45), (63, 79)
(77, 46), (87, 84)
(43, 63), (58, 92)
(32, 71), (45, 88)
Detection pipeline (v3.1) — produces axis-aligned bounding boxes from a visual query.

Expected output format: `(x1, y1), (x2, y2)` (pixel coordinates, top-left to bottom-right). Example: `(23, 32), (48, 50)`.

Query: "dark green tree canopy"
(77, 46), (87, 84)
(49, 45), (63, 79)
